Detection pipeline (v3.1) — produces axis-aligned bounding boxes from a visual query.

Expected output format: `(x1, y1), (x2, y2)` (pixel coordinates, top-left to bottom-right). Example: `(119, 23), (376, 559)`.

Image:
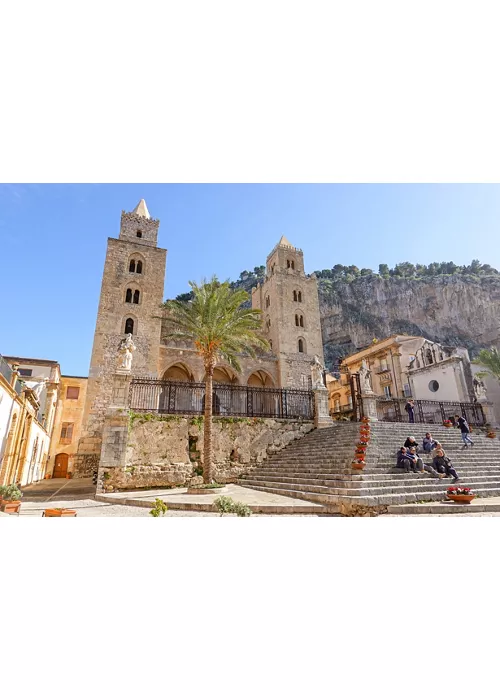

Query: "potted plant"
(487, 430), (497, 438)
(0, 484), (23, 514)
(355, 445), (367, 456)
(352, 458), (366, 470)
(446, 486), (475, 504)
(443, 419), (452, 428)
(361, 416), (370, 424)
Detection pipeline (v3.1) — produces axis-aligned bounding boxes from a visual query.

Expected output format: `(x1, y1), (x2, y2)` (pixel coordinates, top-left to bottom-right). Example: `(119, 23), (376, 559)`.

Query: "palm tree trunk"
(203, 367), (214, 483)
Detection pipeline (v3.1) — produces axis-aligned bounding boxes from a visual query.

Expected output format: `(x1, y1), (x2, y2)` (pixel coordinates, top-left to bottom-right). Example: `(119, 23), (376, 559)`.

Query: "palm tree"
(162, 277), (269, 483)
(473, 347), (500, 382)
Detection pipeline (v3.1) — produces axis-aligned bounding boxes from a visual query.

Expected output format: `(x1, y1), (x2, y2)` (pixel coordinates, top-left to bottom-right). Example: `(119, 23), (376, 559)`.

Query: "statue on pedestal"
(117, 333), (137, 372)
(359, 359), (373, 394)
(474, 377), (487, 401)
(311, 355), (326, 389)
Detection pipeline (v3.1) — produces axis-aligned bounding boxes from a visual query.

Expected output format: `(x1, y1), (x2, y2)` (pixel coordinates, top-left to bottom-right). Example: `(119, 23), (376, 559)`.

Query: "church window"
(298, 291), (302, 302)
(129, 260), (136, 273)
(298, 338), (304, 353)
(295, 314), (299, 326)
(136, 230), (142, 238)
(287, 260), (291, 268)
(136, 260), (143, 274)
(265, 295), (270, 308)
(269, 340), (272, 349)
(426, 349), (433, 365)
(291, 260), (295, 270)
(125, 318), (134, 335)
(133, 290), (140, 304)
(299, 315), (304, 327)
(293, 291), (297, 301)
(66, 386), (80, 400)
(126, 288), (132, 303)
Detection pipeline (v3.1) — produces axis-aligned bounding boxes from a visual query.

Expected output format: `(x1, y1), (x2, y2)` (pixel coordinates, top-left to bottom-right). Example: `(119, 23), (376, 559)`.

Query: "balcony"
(375, 365), (391, 374)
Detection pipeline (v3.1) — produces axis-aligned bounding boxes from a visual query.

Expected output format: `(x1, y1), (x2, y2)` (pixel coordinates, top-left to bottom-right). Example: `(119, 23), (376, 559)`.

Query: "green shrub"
(149, 499), (168, 517)
(0, 484), (22, 501)
(213, 496), (252, 517)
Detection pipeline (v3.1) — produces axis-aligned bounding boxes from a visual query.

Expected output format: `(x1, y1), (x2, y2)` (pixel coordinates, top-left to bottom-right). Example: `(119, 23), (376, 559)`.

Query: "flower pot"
(45, 474), (52, 479)
(443, 422), (452, 428)
(447, 494), (475, 504)
(352, 461), (365, 470)
(355, 450), (366, 457)
(361, 417), (370, 424)
(66, 473), (72, 479)
(42, 508), (77, 517)
(487, 432), (497, 439)
(0, 500), (21, 514)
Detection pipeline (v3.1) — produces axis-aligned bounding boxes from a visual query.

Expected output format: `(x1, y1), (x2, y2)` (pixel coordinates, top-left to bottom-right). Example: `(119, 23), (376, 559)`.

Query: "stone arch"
(124, 282), (142, 305)
(293, 289), (303, 303)
(162, 363), (195, 382)
(208, 366), (239, 384)
(246, 370), (275, 387)
(298, 337), (306, 353)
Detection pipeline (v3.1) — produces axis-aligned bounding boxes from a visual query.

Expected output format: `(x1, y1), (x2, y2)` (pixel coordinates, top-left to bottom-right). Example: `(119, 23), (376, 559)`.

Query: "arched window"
(269, 340), (272, 349)
(265, 295), (270, 308)
(136, 260), (143, 274)
(125, 318), (134, 335)
(299, 315), (304, 327)
(287, 260), (291, 268)
(129, 260), (136, 273)
(295, 314), (299, 326)
(136, 230), (142, 238)
(293, 290), (297, 301)
(298, 291), (302, 302)
(291, 260), (295, 270)
(133, 290), (140, 304)
(126, 288), (132, 303)
(426, 348), (433, 365)
(298, 339), (304, 353)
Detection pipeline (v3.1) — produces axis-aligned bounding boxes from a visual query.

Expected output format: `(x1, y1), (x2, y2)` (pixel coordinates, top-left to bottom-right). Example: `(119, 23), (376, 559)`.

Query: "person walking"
(432, 449), (460, 482)
(405, 399), (415, 424)
(454, 414), (474, 448)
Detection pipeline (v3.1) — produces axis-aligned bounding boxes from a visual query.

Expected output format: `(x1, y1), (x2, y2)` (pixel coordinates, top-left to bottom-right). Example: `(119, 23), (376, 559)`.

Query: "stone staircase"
(238, 422), (500, 511)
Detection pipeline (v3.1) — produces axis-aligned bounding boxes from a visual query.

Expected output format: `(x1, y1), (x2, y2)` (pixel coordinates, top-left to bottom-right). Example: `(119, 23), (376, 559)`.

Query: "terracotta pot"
(355, 450), (366, 457)
(447, 494), (475, 504)
(45, 474), (52, 479)
(443, 422), (452, 428)
(43, 508), (77, 517)
(361, 418), (370, 424)
(487, 432), (497, 439)
(0, 500), (21, 514)
(66, 473), (72, 479)
(352, 461), (365, 470)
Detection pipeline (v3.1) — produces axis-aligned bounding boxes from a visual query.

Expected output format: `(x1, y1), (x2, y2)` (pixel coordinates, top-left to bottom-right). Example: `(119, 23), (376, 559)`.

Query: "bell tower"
(252, 236), (324, 388)
(75, 200), (167, 476)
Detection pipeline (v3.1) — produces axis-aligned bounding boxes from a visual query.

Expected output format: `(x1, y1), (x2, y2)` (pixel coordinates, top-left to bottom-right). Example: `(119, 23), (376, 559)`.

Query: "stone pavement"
(97, 483), (335, 514)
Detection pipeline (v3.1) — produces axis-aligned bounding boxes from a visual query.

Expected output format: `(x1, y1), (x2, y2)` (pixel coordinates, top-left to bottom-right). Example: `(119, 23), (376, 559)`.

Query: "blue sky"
(1, 184), (499, 376)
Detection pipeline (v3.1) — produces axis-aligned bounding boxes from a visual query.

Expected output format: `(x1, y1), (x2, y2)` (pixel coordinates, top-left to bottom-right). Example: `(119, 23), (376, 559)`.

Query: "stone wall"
(100, 413), (314, 491)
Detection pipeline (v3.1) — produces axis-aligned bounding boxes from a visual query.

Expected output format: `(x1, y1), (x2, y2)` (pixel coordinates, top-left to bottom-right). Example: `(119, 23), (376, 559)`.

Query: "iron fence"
(376, 397), (486, 426)
(129, 379), (315, 420)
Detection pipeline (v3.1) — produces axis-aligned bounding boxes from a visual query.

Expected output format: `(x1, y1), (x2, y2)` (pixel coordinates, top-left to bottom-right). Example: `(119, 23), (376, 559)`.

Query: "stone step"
(239, 476), (500, 497)
(241, 473), (500, 488)
(387, 501), (500, 515)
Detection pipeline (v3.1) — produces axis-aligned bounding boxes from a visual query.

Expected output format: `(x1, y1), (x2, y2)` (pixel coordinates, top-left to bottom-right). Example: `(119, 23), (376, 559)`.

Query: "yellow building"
(327, 334), (477, 418)
(48, 376), (88, 478)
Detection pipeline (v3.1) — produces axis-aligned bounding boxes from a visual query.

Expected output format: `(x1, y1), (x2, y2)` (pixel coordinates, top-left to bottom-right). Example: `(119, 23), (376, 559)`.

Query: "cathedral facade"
(75, 200), (325, 474)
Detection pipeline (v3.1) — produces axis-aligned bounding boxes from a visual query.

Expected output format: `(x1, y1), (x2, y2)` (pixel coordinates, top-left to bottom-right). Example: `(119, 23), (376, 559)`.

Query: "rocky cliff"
(319, 274), (500, 367)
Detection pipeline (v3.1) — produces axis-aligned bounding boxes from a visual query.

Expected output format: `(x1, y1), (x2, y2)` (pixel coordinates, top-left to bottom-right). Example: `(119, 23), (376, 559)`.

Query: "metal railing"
(129, 379), (315, 420)
(376, 397), (486, 426)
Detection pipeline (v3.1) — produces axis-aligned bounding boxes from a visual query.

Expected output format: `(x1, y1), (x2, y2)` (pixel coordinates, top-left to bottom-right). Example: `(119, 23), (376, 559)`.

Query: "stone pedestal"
(478, 398), (497, 428)
(313, 388), (334, 428)
(361, 392), (378, 422)
(97, 372), (132, 492)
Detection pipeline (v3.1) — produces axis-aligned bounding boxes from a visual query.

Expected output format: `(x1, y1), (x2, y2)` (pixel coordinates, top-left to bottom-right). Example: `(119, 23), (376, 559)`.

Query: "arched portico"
(246, 370), (275, 387)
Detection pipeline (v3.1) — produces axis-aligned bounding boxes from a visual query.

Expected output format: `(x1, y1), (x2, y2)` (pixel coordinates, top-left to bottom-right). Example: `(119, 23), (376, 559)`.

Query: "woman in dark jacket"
(432, 449), (460, 482)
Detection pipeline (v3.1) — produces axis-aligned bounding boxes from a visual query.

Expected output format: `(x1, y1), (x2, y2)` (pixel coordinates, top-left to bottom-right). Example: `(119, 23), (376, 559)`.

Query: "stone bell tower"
(75, 200), (167, 476)
(252, 236), (325, 389)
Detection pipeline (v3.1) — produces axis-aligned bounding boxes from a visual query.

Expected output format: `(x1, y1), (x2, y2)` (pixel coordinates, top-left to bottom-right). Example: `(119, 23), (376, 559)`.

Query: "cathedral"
(74, 200), (326, 475)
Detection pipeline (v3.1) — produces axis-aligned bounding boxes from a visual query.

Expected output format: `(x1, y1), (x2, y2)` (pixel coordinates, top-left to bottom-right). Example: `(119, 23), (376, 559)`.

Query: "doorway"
(53, 453), (69, 479)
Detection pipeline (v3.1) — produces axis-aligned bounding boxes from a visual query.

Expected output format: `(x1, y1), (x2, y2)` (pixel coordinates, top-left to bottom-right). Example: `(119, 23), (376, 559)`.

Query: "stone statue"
(311, 355), (326, 389)
(117, 333), (137, 372)
(474, 377), (487, 400)
(25, 378), (49, 400)
(359, 359), (373, 394)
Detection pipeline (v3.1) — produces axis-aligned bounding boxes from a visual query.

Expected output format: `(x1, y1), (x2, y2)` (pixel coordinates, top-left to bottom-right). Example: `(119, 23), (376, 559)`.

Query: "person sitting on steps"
(454, 414), (474, 449)
(397, 446), (414, 473)
(404, 435), (419, 452)
(432, 449), (460, 482)
(423, 432), (438, 454)
(408, 446), (444, 479)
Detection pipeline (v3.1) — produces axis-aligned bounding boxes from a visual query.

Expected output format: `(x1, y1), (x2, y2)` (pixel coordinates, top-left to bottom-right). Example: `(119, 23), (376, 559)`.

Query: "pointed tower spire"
(277, 235), (293, 248)
(132, 199), (151, 219)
